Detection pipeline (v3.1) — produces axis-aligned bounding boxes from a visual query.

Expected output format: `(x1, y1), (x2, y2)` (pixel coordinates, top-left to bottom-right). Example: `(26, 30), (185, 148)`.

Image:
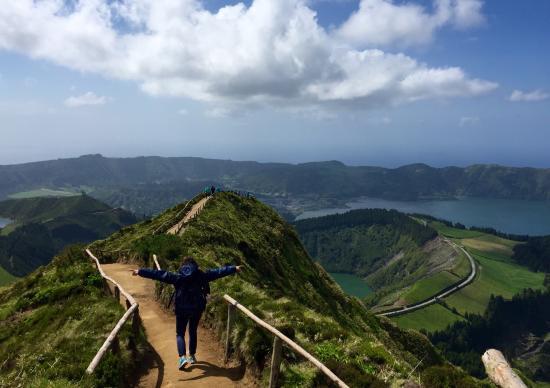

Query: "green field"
(403, 271), (460, 304)
(450, 250), (472, 278)
(0, 265), (18, 287)
(393, 303), (464, 332)
(445, 251), (545, 315)
(430, 222), (484, 239)
(393, 222), (545, 331)
(8, 188), (79, 199)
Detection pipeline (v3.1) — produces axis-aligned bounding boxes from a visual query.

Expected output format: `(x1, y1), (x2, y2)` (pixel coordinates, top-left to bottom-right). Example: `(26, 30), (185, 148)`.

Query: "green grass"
(0, 246), (148, 387)
(91, 193), (450, 386)
(392, 303), (464, 332)
(8, 188), (79, 199)
(445, 251), (545, 315)
(450, 251), (472, 278)
(403, 271), (460, 304)
(0, 265), (18, 287)
(430, 222), (484, 239)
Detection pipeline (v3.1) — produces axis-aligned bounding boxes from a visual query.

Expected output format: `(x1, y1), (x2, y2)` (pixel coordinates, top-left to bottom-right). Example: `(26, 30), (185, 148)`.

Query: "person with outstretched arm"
(131, 256), (241, 370)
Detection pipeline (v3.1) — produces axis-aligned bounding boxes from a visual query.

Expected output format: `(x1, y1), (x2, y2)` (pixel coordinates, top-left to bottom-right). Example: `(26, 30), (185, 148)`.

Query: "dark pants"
(176, 310), (202, 356)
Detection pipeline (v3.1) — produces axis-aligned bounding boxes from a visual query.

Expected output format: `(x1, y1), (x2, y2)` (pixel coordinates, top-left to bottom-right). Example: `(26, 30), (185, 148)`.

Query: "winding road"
(377, 240), (477, 317)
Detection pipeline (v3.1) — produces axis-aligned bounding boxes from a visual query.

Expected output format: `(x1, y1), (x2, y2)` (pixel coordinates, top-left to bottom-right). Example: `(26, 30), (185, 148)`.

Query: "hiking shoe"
(188, 355), (197, 365)
(178, 356), (189, 370)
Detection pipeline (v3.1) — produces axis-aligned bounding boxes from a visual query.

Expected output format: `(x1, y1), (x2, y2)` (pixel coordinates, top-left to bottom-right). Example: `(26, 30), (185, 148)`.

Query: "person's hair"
(181, 256), (198, 267)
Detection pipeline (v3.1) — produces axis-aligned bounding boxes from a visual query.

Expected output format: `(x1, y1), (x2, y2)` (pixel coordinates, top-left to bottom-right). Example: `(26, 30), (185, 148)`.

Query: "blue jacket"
(138, 263), (237, 313)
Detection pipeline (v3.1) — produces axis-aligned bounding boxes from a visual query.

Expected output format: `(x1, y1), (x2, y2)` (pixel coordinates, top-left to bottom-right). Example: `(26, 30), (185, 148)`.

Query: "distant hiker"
(210, 185), (216, 196)
(132, 257), (241, 370)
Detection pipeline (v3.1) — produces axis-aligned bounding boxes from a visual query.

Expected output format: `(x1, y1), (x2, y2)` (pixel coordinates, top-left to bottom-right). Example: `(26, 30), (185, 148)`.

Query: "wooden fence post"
(225, 304), (236, 363)
(269, 336), (283, 388)
(114, 286), (120, 302)
(111, 336), (120, 354)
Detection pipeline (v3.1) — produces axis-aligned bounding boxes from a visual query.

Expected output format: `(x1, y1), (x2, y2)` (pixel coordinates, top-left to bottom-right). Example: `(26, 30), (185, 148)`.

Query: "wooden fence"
(85, 249), (140, 374)
(223, 294), (349, 388)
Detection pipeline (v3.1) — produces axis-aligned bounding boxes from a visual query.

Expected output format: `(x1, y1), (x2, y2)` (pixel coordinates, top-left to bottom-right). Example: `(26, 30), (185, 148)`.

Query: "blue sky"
(0, 0), (548, 167)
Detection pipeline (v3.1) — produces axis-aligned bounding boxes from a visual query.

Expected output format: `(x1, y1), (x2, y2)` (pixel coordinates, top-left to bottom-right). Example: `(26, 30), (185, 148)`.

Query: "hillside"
(0, 195), (137, 277)
(293, 209), (468, 309)
(0, 246), (148, 387)
(90, 192), (482, 387)
(2, 155), (550, 216)
(430, 288), (550, 385)
(393, 221), (545, 332)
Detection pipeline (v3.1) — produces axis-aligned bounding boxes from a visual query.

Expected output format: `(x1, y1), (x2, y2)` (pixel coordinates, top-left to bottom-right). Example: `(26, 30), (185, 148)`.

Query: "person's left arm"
(204, 265), (242, 281)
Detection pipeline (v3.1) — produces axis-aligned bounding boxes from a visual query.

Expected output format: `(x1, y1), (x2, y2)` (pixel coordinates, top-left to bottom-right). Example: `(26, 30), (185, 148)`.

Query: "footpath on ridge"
(102, 264), (248, 387)
(167, 196), (211, 235)
(103, 195), (252, 387)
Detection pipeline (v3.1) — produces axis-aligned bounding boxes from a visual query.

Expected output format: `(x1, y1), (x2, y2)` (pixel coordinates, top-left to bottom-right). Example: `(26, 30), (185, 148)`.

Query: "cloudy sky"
(0, 0), (549, 167)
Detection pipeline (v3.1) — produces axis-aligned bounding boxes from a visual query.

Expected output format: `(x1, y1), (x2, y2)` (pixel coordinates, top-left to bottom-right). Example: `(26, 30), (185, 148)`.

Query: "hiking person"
(210, 185), (216, 196)
(131, 257), (242, 370)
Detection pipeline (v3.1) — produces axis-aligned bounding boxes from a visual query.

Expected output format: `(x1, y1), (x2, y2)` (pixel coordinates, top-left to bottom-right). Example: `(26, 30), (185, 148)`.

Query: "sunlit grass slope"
(0, 246), (147, 387)
(91, 192), (483, 387)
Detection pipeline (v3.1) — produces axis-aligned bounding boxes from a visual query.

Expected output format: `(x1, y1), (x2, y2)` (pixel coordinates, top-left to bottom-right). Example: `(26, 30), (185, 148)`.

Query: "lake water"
(0, 218), (11, 228)
(296, 197), (550, 236)
(329, 273), (372, 298)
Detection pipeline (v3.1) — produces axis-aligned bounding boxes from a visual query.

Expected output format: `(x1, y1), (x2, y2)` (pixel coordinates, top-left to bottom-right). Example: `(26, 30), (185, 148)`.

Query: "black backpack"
(167, 270), (210, 310)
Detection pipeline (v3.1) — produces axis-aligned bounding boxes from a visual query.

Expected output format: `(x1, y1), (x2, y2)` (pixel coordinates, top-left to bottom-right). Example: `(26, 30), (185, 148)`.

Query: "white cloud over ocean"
(0, 0), (497, 111)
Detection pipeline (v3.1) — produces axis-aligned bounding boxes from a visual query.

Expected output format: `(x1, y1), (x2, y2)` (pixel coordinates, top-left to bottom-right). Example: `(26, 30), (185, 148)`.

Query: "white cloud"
(64, 92), (110, 108)
(509, 89), (549, 102)
(336, 0), (485, 48)
(0, 0), (496, 112)
(459, 116), (479, 126)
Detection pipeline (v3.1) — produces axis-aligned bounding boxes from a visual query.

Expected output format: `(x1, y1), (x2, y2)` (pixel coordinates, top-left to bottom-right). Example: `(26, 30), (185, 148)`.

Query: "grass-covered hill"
(0, 195), (137, 278)
(90, 192), (483, 387)
(293, 209), (467, 309)
(0, 245), (148, 387)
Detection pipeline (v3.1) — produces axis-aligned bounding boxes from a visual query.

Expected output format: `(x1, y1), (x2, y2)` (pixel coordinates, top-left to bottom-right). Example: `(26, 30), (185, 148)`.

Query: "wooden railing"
(223, 294), (349, 388)
(151, 254), (347, 387)
(85, 249), (140, 374)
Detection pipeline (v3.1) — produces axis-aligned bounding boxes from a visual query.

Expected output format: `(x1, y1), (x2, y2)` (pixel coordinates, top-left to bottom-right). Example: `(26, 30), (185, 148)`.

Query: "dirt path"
(167, 197), (211, 236)
(102, 263), (248, 388)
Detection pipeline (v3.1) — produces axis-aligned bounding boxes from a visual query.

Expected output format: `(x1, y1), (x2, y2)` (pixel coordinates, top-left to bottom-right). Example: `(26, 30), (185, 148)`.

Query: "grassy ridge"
(90, 193), (483, 387)
(0, 246), (147, 387)
(0, 195), (137, 277)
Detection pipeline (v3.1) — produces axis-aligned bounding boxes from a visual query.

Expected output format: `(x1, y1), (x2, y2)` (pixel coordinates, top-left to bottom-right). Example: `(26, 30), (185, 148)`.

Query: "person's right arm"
(134, 268), (180, 284)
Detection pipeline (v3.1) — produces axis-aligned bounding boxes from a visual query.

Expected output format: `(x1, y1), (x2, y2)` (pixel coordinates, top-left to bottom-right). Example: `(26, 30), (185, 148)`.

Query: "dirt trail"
(167, 197), (211, 236)
(102, 263), (248, 388)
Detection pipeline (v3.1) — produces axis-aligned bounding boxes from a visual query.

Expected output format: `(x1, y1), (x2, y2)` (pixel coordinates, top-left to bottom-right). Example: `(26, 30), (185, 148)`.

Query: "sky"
(0, 0), (549, 168)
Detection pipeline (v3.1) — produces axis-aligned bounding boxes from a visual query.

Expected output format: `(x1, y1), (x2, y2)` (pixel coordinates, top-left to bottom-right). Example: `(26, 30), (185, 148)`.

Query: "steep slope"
(0, 195), (137, 276)
(0, 246), (148, 387)
(90, 192), (482, 387)
(293, 210), (466, 308)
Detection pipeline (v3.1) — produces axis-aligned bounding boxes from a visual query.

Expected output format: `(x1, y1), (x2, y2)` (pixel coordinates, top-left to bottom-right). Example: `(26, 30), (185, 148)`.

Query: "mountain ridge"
(2, 155), (550, 206)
